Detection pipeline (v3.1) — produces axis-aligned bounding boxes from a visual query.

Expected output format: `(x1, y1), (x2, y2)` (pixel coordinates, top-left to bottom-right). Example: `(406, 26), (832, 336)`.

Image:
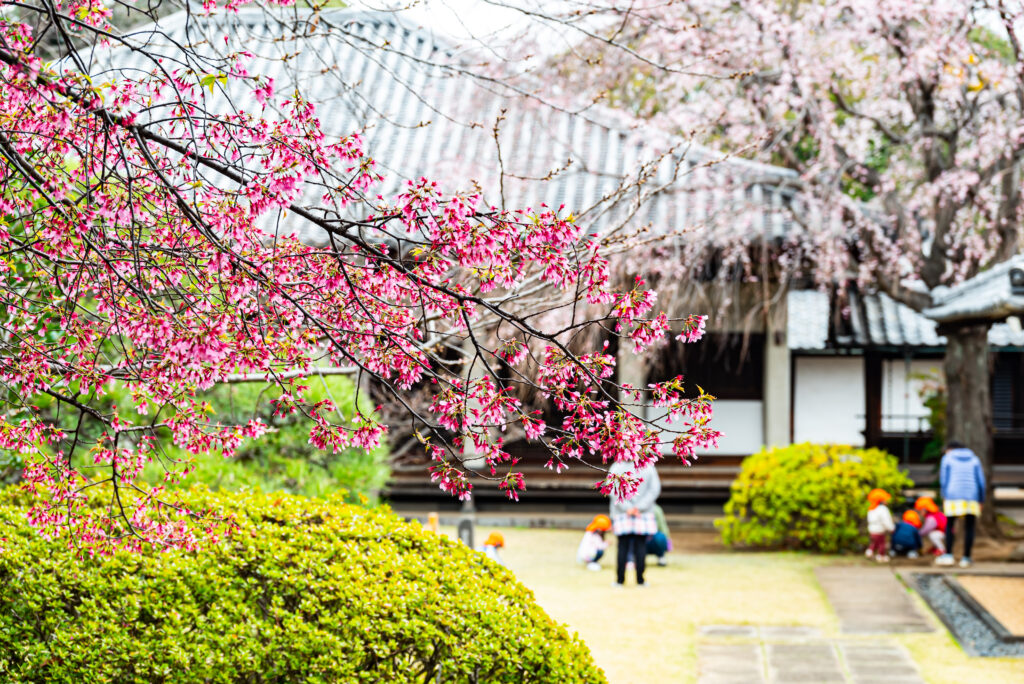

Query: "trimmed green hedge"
(717, 443), (913, 553)
(0, 489), (604, 683)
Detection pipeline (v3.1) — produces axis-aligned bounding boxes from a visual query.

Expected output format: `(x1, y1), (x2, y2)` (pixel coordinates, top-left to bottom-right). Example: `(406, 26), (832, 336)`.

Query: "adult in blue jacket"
(935, 441), (986, 568)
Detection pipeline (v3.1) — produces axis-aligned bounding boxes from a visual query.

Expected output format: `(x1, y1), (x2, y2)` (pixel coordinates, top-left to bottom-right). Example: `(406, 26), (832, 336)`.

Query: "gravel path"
(912, 574), (1024, 658)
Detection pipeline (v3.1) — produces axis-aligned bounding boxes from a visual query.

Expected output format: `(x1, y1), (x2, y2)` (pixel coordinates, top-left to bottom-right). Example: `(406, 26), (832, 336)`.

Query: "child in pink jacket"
(915, 497), (947, 556)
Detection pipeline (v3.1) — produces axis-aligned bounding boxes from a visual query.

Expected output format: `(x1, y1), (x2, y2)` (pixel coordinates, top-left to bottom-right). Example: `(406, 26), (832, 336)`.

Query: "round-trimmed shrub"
(0, 489), (604, 683)
(717, 443), (913, 553)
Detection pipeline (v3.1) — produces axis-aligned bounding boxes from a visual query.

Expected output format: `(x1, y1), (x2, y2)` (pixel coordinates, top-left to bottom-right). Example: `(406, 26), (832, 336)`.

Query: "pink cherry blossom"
(0, 2), (717, 552)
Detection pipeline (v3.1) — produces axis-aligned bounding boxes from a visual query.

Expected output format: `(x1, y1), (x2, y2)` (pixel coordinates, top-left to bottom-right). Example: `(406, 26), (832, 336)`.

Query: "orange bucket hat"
(867, 488), (891, 509)
(586, 514), (612, 533)
(484, 532), (504, 548)
(902, 510), (922, 527)
(914, 497), (939, 514)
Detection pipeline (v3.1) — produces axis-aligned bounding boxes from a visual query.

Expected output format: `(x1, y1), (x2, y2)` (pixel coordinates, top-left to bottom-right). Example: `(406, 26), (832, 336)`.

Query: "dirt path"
(956, 575), (1024, 636)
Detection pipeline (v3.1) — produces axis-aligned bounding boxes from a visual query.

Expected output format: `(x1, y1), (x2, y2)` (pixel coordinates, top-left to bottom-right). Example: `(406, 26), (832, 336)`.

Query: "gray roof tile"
(106, 8), (794, 245)
(788, 290), (1024, 350)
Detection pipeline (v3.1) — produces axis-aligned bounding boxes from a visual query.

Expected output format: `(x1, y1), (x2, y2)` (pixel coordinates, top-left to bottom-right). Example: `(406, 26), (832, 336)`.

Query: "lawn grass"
(481, 527), (1024, 684)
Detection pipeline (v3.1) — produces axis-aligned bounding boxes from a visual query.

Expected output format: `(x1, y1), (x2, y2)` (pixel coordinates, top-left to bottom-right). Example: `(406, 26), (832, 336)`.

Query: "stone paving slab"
(697, 643), (765, 684)
(767, 644), (845, 683)
(760, 626), (823, 640)
(697, 626), (925, 684)
(699, 624), (759, 638)
(815, 566), (933, 634)
(699, 625), (823, 640)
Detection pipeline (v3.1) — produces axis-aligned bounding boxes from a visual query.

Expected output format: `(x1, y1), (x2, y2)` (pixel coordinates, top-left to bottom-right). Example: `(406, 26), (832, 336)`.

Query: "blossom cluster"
(0, 4), (715, 551)
(542, 0), (1024, 304)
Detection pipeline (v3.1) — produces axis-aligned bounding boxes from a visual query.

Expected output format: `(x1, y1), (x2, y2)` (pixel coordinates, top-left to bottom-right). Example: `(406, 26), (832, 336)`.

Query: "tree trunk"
(942, 323), (997, 532)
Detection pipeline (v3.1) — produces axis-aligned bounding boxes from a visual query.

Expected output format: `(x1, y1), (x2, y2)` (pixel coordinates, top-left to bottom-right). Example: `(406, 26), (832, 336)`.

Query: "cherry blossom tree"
(514, 0), (1024, 526)
(0, 0), (717, 552)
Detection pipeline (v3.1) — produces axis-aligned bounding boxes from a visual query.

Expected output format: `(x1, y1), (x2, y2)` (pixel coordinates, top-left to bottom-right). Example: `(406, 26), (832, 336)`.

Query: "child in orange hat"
(866, 489), (895, 562)
(914, 497), (947, 556)
(577, 514), (611, 571)
(890, 510), (923, 558)
(476, 531), (505, 565)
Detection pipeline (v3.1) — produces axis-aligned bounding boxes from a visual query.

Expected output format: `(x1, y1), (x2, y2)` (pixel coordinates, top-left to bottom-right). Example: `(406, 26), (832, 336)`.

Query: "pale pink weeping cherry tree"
(512, 0), (1024, 526)
(0, 0), (718, 551)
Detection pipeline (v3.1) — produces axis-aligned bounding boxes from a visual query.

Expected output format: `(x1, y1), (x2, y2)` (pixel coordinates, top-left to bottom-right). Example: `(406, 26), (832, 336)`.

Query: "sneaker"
(611, 582), (624, 589)
(876, 555), (890, 563)
(656, 557), (668, 567)
(934, 554), (955, 567)
(959, 557), (973, 568)
(586, 562), (602, 572)
(865, 548), (875, 558)
(908, 551), (919, 559)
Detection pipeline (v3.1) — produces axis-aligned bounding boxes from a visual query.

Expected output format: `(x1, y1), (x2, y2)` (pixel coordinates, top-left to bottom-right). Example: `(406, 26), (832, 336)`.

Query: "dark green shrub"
(717, 443), (913, 553)
(0, 489), (604, 683)
(914, 371), (946, 466)
(21, 373), (387, 503)
(142, 376), (390, 503)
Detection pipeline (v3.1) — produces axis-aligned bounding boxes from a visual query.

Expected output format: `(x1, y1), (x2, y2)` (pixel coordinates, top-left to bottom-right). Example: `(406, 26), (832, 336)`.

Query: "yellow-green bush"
(717, 443), (913, 553)
(0, 489), (604, 683)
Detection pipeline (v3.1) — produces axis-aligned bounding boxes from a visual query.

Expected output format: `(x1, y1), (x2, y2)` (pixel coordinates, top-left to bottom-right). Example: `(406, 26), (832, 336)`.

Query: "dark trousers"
(945, 514), (977, 558)
(868, 533), (888, 556)
(616, 534), (647, 585)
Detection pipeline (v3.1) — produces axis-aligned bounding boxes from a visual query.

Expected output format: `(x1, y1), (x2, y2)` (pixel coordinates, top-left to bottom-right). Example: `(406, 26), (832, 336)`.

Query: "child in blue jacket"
(890, 510), (923, 558)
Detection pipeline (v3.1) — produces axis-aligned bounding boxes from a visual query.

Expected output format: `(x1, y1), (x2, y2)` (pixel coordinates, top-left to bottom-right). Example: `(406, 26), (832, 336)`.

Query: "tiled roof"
(104, 9), (795, 245)
(788, 290), (1024, 350)
(925, 254), (1024, 324)
(856, 290), (944, 347)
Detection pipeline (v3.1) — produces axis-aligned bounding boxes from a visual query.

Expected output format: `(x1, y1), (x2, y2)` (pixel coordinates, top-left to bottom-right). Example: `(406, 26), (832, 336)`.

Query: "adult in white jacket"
(608, 461), (661, 586)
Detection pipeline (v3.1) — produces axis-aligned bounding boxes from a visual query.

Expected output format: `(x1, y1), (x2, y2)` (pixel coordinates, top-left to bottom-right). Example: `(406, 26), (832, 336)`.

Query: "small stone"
(1009, 542), (1024, 562)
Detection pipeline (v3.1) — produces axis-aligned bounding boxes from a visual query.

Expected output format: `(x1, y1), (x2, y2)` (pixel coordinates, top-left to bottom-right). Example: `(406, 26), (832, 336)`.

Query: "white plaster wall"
(881, 359), (943, 433)
(648, 399), (764, 456)
(794, 356), (865, 445)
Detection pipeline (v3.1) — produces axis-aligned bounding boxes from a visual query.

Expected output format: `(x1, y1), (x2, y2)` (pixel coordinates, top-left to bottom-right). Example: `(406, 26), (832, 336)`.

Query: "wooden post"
(864, 351), (882, 447)
(763, 298), (792, 447)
